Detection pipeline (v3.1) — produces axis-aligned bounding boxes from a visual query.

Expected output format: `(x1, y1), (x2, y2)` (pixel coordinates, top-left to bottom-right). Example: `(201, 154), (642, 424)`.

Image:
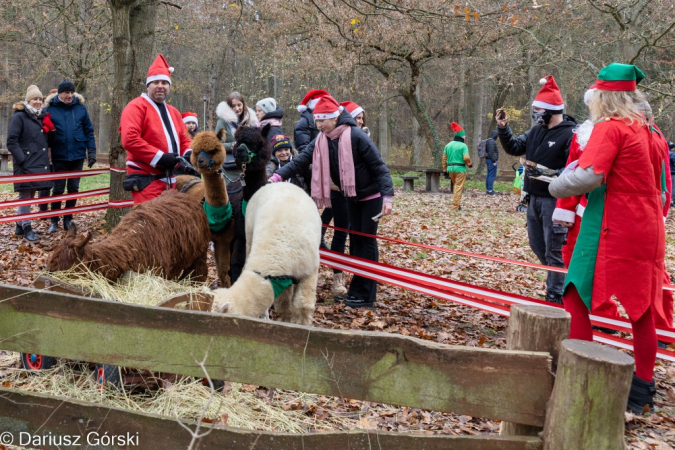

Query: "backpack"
(477, 139), (488, 158)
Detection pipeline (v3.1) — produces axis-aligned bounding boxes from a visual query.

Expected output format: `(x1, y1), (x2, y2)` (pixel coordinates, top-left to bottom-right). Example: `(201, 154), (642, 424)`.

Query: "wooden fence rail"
(0, 284), (635, 449)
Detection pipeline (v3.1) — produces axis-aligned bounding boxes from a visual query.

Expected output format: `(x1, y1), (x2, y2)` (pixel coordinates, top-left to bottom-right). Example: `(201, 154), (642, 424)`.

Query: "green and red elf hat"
(595, 63), (645, 91)
(450, 122), (466, 137)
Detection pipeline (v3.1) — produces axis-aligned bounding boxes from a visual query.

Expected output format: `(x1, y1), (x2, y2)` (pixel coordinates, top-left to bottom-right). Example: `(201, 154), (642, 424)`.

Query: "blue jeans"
(486, 158), (497, 192)
(527, 195), (567, 297)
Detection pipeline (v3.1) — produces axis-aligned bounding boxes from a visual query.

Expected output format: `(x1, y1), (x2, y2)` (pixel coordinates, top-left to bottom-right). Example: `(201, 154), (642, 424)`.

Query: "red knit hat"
(532, 75), (564, 110)
(298, 89), (329, 113)
(450, 122), (466, 137)
(182, 112), (198, 125)
(340, 101), (364, 118)
(146, 54), (174, 86)
(313, 95), (343, 120)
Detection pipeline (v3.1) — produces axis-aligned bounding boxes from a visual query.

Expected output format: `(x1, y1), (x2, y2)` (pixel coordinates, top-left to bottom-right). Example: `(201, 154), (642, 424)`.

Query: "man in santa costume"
(496, 76), (578, 304)
(120, 54), (192, 204)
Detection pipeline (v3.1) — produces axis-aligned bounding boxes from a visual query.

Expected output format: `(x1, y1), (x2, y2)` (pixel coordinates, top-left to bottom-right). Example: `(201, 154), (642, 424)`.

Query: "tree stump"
(501, 305), (570, 437)
(542, 339), (634, 450)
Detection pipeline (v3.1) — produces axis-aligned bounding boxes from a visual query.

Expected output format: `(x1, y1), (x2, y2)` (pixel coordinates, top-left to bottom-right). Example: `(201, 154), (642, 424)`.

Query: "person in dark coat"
(496, 76), (577, 304)
(6, 85), (55, 242)
(271, 95), (394, 308)
(255, 97), (285, 144)
(44, 79), (97, 232)
(485, 129), (499, 195)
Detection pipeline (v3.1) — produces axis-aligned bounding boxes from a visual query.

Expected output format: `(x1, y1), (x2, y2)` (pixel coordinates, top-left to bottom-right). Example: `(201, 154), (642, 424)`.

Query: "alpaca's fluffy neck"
(201, 171), (229, 207)
(242, 168), (267, 202)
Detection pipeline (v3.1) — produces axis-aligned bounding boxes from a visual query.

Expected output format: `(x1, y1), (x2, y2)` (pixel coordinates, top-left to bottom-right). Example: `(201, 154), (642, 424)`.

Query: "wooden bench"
(0, 149), (10, 172)
(421, 168), (442, 193)
(401, 175), (419, 191)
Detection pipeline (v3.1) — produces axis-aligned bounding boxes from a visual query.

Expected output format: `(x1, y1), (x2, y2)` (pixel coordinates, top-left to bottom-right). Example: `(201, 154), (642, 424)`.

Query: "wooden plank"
(33, 274), (99, 298)
(0, 285), (553, 426)
(0, 387), (543, 450)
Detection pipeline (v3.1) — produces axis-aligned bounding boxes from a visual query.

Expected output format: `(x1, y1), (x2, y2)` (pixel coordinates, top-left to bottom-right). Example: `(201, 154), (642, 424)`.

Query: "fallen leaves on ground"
(0, 185), (673, 447)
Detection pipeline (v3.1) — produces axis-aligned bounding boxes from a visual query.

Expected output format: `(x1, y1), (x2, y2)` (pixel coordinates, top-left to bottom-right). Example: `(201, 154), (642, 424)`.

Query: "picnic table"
(0, 149), (10, 173)
(388, 165), (443, 193)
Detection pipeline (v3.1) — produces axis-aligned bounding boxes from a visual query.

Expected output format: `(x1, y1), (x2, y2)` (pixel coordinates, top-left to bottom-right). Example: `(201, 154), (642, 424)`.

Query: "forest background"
(1, 0), (674, 176)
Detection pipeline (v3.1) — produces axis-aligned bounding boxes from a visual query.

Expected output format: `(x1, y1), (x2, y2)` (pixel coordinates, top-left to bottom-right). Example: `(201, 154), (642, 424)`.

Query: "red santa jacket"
(120, 93), (191, 178)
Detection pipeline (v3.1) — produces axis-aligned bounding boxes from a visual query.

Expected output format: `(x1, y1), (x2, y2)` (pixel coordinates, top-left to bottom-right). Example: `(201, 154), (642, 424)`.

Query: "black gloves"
(157, 152), (179, 170)
(525, 165), (543, 178)
(88, 157), (96, 168)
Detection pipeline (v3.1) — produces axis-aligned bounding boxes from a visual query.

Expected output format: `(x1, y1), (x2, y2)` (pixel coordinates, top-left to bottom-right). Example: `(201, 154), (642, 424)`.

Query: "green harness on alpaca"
(203, 201), (233, 233)
(254, 271), (299, 297)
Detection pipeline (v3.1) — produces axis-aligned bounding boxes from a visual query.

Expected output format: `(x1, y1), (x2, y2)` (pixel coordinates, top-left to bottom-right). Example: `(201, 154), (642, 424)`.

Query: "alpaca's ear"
(216, 128), (226, 142)
(73, 231), (92, 249)
(261, 123), (271, 140)
(66, 222), (78, 237)
(217, 302), (231, 314)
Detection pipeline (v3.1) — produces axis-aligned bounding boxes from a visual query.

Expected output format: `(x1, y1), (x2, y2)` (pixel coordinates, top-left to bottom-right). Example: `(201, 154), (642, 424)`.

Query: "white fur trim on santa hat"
(349, 106), (364, 118)
(313, 110), (340, 120)
(583, 88), (596, 106)
(169, 67), (174, 73)
(532, 99), (564, 110)
(539, 78), (548, 85)
(183, 116), (198, 125)
(146, 74), (172, 86)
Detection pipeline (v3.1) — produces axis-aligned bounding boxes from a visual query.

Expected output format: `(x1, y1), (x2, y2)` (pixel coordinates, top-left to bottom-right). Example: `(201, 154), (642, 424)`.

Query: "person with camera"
(120, 55), (192, 205)
(496, 76), (577, 304)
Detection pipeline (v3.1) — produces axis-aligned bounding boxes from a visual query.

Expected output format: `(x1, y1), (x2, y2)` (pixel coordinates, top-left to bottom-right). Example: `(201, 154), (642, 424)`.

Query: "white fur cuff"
(552, 208), (576, 224)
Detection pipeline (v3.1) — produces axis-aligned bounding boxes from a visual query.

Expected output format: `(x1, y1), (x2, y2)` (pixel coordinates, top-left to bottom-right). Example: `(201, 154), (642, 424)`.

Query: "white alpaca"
(212, 183), (321, 325)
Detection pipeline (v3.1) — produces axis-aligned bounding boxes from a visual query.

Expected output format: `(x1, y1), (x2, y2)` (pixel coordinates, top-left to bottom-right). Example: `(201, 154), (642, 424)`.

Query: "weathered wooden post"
(542, 339), (633, 450)
(501, 304), (570, 437)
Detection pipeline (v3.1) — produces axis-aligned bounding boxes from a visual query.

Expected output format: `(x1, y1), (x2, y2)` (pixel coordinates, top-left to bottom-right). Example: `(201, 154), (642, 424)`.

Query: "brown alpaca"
(47, 190), (210, 283)
(175, 130), (235, 287)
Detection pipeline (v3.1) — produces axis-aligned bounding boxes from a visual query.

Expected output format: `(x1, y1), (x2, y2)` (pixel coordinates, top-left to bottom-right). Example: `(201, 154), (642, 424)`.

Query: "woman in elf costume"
(549, 63), (669, 414)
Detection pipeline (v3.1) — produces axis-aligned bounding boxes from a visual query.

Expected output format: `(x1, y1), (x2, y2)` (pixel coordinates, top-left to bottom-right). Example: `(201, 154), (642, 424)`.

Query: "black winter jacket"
(6, 102), (52, 192)
(260, 107), (286, 145)
(266, 156), (307, 191)
(293, 109), (319, 154)
(485, 138), (499, 162)
(277, 111), (394, 200)
(498, 115), (577, 197)
(44, 92), (96, 162)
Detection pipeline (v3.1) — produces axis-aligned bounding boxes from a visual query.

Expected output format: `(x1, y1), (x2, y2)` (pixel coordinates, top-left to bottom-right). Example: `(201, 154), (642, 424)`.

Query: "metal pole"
(202, 95), (207, 131)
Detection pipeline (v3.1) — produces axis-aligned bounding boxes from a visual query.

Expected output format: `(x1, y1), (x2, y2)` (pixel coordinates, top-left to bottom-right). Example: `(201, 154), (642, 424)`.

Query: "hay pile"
(3, 270), (357, 433)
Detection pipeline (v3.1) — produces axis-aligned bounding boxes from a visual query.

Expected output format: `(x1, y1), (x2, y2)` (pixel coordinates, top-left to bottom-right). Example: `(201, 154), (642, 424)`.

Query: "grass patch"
(1, 163), (110, 193)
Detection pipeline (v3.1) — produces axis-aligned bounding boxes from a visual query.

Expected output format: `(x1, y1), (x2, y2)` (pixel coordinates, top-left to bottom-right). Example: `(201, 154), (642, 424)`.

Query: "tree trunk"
(412, 82), (425, 166)
(104, 0), (158, 228)
(542, 340), (633, 450)
(378, 98), (390, 162)
(501, 305), (570, 437)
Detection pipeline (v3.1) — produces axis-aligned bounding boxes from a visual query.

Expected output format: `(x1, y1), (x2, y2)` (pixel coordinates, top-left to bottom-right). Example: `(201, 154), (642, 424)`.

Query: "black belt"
(448, 163), (465, 167)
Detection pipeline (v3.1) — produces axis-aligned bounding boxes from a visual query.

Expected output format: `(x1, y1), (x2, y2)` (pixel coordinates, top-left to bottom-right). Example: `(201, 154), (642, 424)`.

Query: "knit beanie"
(58, 79), (75, 93)
(256, 98), (277, 114)
(25, 85), (43, 102)
(271, 134), (292, 153)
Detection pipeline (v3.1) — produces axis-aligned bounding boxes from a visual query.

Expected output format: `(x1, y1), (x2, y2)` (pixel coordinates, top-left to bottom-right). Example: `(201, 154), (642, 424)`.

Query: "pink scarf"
(258, 118), (282, 128)
(311, 125), (356, 208)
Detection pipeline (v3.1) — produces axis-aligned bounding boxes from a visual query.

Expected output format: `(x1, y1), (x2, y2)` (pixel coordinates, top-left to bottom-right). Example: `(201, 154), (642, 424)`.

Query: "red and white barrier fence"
(320, 249), (675, 362)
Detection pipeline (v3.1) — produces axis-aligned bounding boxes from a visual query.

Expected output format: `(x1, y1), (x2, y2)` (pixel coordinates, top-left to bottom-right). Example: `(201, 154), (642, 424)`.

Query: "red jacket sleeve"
(121, 100), (163, 167)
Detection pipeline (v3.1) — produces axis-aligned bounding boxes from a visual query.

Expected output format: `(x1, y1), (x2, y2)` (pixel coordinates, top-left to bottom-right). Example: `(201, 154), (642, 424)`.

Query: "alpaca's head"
(47, 223), (93, 272)
(233, 124), (271, 171)
(191, 130), (227, 174)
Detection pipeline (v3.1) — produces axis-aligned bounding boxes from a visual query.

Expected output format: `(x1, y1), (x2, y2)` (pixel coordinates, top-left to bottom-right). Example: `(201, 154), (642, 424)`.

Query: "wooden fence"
(0, 284), (634, 449)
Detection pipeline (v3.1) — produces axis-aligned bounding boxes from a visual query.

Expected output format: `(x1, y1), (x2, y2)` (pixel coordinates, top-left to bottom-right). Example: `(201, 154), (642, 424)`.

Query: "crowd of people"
(5, 54), (672, 415)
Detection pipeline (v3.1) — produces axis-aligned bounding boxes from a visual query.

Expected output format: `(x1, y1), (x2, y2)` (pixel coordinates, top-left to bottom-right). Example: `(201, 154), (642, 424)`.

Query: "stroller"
(512, 162), (528, 213)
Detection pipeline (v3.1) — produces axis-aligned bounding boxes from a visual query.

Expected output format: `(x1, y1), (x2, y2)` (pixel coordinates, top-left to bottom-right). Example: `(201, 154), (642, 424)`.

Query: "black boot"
(48, 219), (59, 234)
(627, 373), (656, 414)
(63, 217), (72, 231)
(22, 225), (39, 243)
(545, 293), (563, 305)
(344, 295), (374, 308)
(15, 224), (24, 236)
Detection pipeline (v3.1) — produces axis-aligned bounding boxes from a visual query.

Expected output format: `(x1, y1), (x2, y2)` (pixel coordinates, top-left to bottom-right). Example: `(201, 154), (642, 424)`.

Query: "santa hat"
(595, 63), (645, 91)
(298, 89), (329, 113)
(340, 101), (364, 118)
(313, 95), (343, 120)
(532, 75), (564, 110)
(583, 84), (597, 106)
(450, 122), (465, 137)
(182, 112), (198, 125)
(146, 54), (174, 86)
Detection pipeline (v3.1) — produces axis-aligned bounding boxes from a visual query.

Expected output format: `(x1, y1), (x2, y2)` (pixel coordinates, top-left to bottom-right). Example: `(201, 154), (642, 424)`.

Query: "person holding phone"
(496, 76), (578, 304)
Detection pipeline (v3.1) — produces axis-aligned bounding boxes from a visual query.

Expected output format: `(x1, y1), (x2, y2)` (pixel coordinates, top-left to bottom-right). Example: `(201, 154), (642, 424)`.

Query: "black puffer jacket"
(486, 130), (499, 161)
(6, 101), (52, 192)
(293, 109), (319, 154)
(278, 111), (394, 199)
(266, 156), (307, 191)
(498, 115), (577, 197)
(259, 107), (285, 143)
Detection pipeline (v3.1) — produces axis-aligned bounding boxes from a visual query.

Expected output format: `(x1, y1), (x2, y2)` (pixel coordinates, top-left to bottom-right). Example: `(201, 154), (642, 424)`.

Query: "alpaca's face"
(190, 131), (227, 173)
(233, 124), (271, 171)
(47, 223), (92, 272)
